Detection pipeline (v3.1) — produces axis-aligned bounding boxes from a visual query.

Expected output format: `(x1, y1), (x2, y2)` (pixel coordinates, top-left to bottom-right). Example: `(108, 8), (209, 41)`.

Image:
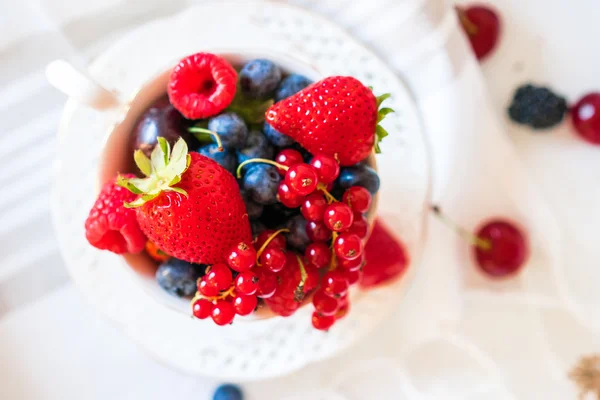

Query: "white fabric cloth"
(2, 0), (600, 399)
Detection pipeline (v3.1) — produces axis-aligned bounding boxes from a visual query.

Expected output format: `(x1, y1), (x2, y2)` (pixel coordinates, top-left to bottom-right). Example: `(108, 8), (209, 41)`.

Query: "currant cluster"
(236, 152), (373, 330)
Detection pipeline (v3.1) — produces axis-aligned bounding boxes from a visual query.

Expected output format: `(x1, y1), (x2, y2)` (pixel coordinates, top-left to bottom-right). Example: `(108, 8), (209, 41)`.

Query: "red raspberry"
(168, 53), (237, 119)
(84, 175), (146, 254)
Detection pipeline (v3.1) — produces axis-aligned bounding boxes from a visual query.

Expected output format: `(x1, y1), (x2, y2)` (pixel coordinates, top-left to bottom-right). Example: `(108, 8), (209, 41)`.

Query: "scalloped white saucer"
(51, 1), (431, 380)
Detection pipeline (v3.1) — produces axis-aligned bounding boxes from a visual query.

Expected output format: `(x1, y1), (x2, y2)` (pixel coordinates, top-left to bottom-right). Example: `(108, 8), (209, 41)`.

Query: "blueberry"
(133, 95), (195, 158)
(261, 203), (300, 229)
(275, 74), (313, 102)
(198, 143), (237, 174)
(208, 112), (248, 149)
(239, 59), (282, 98)
(285, 215), (310, 251)
(338, 164), (380, 195)
(156, 258), (205, 297)
(237, 130), (274, 168)
(250, 220), (267, 236)
(508, 84), (568, 129)
(242, 164), (281, 205)
(263, 122), (294, 147)
(213, 384), (243, 400)
(241, 190), (264, 220)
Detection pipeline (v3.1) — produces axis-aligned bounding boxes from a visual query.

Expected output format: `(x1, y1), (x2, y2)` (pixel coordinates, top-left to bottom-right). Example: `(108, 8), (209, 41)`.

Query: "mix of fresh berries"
(431, 206), (528, 278)
(84, 52), (394, 330)
(456, 4), (501, 61)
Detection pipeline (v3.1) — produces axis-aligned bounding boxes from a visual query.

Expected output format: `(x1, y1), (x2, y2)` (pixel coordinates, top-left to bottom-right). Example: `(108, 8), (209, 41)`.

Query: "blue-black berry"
(508, 84), (568, 129)
(156, 258), (205, 297)
(213, 384), (243, 400)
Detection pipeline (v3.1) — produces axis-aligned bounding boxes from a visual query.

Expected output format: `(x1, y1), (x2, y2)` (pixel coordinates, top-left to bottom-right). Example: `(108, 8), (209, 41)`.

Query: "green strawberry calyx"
(374, 92), (394, 154)
(117, 137), (191, 208)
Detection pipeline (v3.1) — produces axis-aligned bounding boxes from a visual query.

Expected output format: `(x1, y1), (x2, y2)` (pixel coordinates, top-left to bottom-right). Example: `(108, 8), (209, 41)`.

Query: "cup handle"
(45, 59), (122, 110)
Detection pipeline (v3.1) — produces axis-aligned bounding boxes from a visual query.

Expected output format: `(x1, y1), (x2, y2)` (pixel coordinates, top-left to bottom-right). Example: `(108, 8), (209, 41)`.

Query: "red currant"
(342, 186), (372, 213)
(323, 270), (349, 297)
(312, 290), (339, 316)
(235, 271), (259, 295)
(254, 230), (287, 251)
(278, 181), (305, 208)
(474, 220), (528, 278)
(227, 242), (256, 272)
(334, 233), (363, 261)
(304, 242), (331, 269)
(572, 92), (600, 145)
(312, 311), (336, 331)
(306, 221), (332, 242)
(275, 149), (304, 176)
(198, 277), (219, 297)
(192, 298), (213, 319)
(309, 154), (340, 184)
(457, 5), (501, 61)
(346, 213), (369, 239)
(335, 302), (350, 320)
(295, 263), (320, 293)
(339, 253), (365, 272)
(256, 269), (278, 298)
(324, 203), (354, 232)
(205, 263), (233, 291)
(211, 300), (236, 325)
(233, 294), (258, 316)
(285, 164), (319, 196)
(260, 247), (287, 273)
(300, 193), (328, 222)
(344, 268), (361, 285)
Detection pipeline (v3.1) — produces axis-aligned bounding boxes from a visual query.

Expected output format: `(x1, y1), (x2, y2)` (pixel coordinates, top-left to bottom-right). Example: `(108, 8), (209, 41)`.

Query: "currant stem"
(188, 127), (224, 151)
(431, 205), (492, 251)
(236, 158), (288, 178)
(317, 183), (338, 204)
(294, 255), (308, 302)
(255, 228), (290, 265)
(329, 231), (339, 271)
(455, 6), (479, 35)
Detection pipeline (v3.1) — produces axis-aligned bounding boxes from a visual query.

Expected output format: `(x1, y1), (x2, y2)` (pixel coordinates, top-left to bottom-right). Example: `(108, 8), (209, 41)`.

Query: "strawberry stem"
(188, 127), (224, 151)
(431, 205), (492, 251)
(236, 158), (288, 178)
(255, 228), (290, 265)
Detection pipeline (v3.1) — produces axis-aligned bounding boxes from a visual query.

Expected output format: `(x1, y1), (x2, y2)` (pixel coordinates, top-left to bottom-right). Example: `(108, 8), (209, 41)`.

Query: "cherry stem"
(329, 231), (339, 271)
(255, 228), (290, 266)
(317, 183), (338, 204)
(431, 205), (492, 251)
(236, 158), (288, 178)
(294, 255), (307, 302)
(455, 6), (479, 36)
(188, 127), (224, 151)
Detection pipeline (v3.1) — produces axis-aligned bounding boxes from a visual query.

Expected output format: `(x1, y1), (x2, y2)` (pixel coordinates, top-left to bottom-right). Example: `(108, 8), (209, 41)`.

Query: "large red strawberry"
(265, 76), (393, 166)
(85, 174), (147, 254)
(360, 220), (408, 288)
(118, 137), (252, 264)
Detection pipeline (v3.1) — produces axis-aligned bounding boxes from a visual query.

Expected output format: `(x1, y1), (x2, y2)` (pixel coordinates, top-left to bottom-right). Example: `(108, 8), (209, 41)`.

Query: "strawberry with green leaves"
(118, 137), (252, 265)
(265, 76), (393, 166)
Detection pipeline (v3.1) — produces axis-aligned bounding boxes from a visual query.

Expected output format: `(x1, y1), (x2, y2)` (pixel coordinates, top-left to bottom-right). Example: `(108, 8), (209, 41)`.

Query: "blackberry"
(508, 84), (568, 129)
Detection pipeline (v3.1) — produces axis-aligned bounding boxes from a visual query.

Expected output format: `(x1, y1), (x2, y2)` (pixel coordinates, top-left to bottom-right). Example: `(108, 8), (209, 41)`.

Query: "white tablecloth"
(2, 0), (600, 399)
